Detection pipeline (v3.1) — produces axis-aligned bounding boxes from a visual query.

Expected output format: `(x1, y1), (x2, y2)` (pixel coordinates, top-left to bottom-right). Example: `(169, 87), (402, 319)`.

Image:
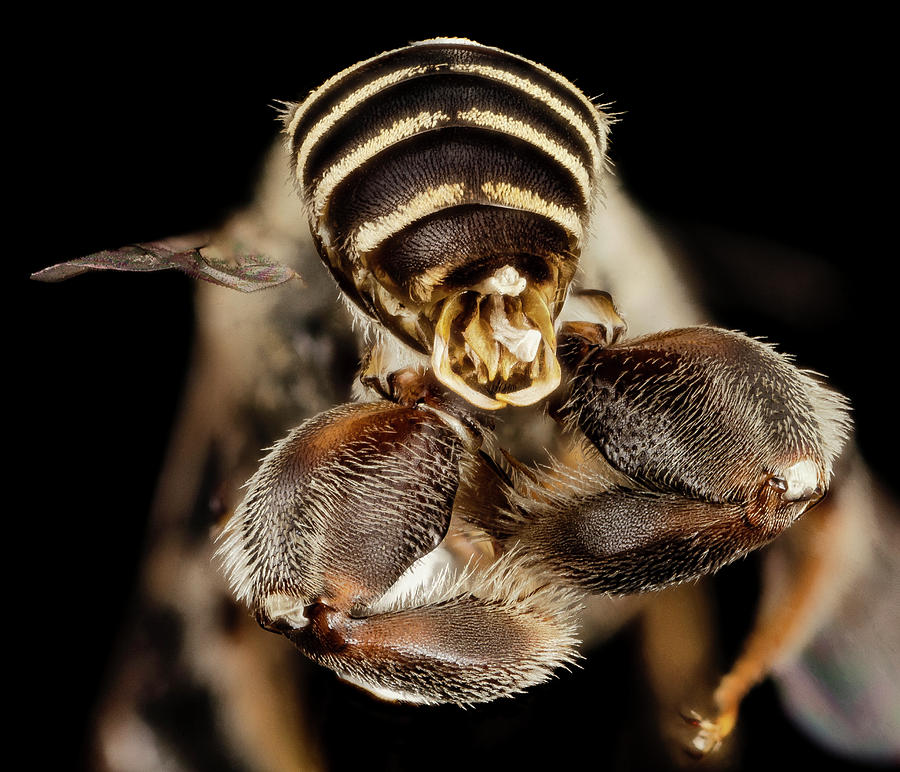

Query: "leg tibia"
(557, 325), (850, 508)
(218, 400), (467, 622)
(499, 487), (788, 594)
(282, 555), (582, 706)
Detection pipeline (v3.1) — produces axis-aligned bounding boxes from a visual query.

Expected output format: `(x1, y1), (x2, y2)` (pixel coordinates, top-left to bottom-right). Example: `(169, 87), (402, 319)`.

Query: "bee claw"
(679, 707), (737, 757)
(679, 708), (703, 728)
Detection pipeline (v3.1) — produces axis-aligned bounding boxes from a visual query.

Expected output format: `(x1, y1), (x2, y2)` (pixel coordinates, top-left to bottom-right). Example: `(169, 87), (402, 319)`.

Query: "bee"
(32, 35), (897, 771)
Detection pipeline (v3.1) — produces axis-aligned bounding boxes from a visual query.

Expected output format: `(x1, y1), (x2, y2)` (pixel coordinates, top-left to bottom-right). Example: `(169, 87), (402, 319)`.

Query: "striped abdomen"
(284, 39), (610, 409)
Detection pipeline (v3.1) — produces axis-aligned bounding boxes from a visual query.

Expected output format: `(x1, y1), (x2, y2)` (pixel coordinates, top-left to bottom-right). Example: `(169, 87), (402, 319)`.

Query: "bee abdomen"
(284, 39), (609, 301)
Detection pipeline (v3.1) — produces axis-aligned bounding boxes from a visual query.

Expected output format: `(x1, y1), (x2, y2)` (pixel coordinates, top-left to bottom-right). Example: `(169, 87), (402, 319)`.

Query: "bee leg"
(483, 325), (851, 595)
(219, 400), (465, 628)
(681, 501), (839, 757)
(219, 399), (580, 706)
(277, 552), (581, 706)
(685, 454), (867, 756)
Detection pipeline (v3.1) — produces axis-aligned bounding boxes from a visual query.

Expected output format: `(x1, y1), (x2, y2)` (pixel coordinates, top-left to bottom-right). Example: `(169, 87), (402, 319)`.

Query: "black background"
(20, 10), (893, 770)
